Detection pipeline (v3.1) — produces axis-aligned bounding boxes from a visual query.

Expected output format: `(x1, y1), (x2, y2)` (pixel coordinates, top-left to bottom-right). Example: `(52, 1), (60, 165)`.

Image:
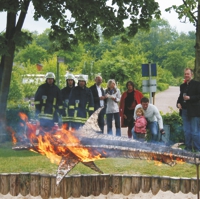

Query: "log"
(111, 174), (122, 194)
(170, 177), (180, 193)
(19, 172), (30, 196)
(180, 177), (191, 194)
(99, 174), (110, 195)
(30, 173), (40, 197)
(151, 175), (160, 195)
(141, 175), (151, 193)
(131, 175), (141, 194)
(10, 173), (20, 196)
(81, 175), (91, 197)
(61, 176), (72, 199)
(40, 174), (51, 199)
(91, 174), (101, 196)
(50, 175), (61, 198)
(0, 173), (10, 195)
(160, 176), (170, 192)
(122, 175), (132, 196)
(71, 175), (81, 198)
(191, 177), (197, 194)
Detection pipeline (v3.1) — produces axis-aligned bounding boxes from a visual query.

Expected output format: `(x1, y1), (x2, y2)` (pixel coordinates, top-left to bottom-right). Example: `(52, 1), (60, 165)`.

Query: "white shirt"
(96, 85), (104, 107)
(134, 103), (163, 129)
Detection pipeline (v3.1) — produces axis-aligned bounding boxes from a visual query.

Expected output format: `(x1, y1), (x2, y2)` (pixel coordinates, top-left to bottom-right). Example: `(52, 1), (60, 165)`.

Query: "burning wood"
(11, 108), (200, 185)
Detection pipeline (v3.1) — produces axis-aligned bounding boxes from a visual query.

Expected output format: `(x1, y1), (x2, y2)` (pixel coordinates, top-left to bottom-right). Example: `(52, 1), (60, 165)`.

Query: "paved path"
(154, 86), (179, 114)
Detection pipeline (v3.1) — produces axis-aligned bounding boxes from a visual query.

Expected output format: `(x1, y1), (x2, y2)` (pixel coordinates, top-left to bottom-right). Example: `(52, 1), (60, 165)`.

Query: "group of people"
(34, 71), (166, 142)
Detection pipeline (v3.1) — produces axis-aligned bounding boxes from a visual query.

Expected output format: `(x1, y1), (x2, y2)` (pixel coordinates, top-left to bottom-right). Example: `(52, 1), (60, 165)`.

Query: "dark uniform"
(68, 82), (94, 129)
(34, 81), (63, 130)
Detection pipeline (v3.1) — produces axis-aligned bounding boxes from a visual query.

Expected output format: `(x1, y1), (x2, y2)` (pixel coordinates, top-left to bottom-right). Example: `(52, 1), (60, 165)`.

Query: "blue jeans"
(147, 121), (159, 141)
(182, 109), (192, 150)
(132, 129), (146, 141)
(106, 113), (121, 136)
(191, 117), (200, 151)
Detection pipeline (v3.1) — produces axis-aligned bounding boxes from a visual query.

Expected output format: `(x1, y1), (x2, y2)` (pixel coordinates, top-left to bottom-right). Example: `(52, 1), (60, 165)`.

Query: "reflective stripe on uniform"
(34, 101), (40, 105)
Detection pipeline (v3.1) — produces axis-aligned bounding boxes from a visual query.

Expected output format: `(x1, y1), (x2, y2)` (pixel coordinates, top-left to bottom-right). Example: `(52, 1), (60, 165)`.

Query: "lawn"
(0, 142), (198, 178)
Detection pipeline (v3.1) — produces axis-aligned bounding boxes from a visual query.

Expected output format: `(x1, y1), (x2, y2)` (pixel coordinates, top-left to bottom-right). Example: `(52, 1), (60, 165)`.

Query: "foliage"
(161, 110), (184, 143)
(157, 83), (169, 91)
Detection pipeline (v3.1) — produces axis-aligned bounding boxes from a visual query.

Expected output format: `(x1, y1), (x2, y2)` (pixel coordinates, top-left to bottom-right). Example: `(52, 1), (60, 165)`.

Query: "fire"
(13, 112), (103, 164)
(6, 126), (17, 144)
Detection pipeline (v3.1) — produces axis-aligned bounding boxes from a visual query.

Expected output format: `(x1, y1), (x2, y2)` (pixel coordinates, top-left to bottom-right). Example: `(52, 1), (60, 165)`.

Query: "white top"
(96, 85), (104, 107)
(134, 103), (163, 129)
(105, 88), (121, 113)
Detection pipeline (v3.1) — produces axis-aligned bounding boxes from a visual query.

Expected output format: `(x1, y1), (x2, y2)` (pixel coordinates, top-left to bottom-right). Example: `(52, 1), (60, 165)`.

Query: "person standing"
(120, 81), (143, 138)
(133, 97), (165, 141)
(177, 68), (200, 151)
(61, 73), (76, 128)
(34, 72), (63, 130)
(105, 79), (121, 136)
(68, 75), (94, 129)
(89, 75), (106, 133)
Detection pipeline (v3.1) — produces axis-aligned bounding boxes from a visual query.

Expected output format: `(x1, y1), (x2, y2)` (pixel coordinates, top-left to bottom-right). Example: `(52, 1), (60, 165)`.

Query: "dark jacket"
(68, 86), (94, 122)
(89, 84), (106, 111)
(34, 83), (63, 120)
(177, 79), (200, 117)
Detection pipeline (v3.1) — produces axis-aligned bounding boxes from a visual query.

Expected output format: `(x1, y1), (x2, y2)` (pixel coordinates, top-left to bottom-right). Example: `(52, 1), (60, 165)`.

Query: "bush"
(157, 83), (169, 92)
(161, 110), (184, 143)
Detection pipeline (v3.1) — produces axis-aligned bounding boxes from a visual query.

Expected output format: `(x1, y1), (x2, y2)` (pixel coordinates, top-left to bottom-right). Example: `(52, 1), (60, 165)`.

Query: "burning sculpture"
(12, 108), (200, 186)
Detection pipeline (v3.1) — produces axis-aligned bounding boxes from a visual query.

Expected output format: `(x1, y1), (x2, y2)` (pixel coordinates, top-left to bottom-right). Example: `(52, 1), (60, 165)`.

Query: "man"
(133, 97), (165, 141)
(61, 73), (76, 128)
(89, 75), (106, 133)
(177, 68), (200, 151)
(68, 75), (94, 129)
(34, 72), (63, 130)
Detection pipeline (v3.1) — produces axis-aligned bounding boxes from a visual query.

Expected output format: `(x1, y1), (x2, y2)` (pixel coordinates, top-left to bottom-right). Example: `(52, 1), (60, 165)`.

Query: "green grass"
(0, 142), (197, 178)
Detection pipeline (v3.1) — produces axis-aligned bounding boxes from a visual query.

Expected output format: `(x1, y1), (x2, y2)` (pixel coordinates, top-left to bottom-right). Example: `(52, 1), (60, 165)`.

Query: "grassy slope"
(0, 142), (197, 178)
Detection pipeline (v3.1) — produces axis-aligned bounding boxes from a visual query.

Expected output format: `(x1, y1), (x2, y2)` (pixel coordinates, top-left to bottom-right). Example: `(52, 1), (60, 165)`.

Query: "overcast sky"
(0, 0), (196, 34)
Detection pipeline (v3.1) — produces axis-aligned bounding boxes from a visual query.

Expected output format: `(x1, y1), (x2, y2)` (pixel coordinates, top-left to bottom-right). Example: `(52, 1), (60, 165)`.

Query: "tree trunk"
(194, 3), (200, 81)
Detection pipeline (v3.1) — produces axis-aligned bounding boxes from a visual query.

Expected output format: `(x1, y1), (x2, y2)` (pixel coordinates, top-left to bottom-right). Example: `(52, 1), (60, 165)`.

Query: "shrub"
(161, 109), (184, 143)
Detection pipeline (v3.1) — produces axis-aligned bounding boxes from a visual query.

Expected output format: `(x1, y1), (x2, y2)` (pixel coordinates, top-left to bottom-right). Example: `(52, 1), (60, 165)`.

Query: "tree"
(0, 0), (161, 132)
(165, 0), (200, 80)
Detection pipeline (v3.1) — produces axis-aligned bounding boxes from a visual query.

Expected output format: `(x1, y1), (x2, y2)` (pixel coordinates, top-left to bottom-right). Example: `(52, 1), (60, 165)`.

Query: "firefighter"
(68, 75), (94, 129)
(61, 73), (76, 129)
(34, 72), (63, 131)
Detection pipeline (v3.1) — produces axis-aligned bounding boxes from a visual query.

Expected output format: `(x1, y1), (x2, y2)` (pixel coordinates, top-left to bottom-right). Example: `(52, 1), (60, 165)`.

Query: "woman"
(120, 81), (143, 138)
(105, 79), (121, 136)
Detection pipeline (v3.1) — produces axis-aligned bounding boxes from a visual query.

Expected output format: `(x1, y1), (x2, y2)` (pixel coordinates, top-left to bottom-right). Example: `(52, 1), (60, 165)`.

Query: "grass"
(0, 142), (198, 178)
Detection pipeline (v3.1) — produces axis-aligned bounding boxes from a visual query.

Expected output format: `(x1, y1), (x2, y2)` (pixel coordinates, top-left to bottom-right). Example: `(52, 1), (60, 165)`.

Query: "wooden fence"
(0, 173), (198, 198)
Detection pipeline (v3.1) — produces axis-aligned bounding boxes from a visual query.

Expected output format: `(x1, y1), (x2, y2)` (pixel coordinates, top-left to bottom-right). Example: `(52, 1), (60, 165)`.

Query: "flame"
(13, 112), (103, 164)
(6, 126), (17, 144)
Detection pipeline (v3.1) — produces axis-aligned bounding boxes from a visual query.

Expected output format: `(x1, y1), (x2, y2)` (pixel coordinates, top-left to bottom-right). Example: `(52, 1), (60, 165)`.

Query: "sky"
(0, 0), (196, 34)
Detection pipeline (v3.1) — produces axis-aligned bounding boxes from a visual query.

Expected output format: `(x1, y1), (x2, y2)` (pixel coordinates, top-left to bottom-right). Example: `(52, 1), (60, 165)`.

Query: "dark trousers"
(98, 107), (105, 133)
(106, 112), (121, 136)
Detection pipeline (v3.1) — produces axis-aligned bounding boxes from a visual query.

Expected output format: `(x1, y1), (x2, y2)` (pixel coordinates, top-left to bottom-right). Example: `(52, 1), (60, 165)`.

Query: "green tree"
(165, 0), (200, 80)
(0, 0), (161, 131)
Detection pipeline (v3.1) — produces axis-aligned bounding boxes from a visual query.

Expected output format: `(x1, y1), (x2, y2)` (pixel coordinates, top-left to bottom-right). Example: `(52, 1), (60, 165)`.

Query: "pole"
(149, 62), (152, 103)
(57, 57), (60, 88)
(197, 164), (199, 199)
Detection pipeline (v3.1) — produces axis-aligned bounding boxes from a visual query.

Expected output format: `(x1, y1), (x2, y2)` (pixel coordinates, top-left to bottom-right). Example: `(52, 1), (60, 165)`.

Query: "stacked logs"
(0, 173), (198, 198)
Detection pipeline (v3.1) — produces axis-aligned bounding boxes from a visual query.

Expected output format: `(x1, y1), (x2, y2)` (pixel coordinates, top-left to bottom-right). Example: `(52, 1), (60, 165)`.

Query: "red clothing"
(134, 116), (147, 134)
(120, 89), (143, 127)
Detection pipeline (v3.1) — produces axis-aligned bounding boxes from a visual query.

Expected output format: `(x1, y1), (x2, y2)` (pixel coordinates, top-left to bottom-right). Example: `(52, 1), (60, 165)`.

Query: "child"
(132, 108), (147, 141)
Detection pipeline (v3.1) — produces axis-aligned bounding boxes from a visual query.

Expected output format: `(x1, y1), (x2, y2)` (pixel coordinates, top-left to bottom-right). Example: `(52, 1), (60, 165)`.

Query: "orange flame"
(6, 126), (17, 144)
(14, 112), (103, 164)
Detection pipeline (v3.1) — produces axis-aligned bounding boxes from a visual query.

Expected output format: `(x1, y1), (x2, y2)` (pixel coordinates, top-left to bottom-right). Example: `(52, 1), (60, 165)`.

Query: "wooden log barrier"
(141, 175), (151, 193)
(61, 176), (71, 199)
(19, 172), (30, 196)
(0, 173), (10, 195)
(122, 175), (132, 196)
(30, 173), (40, 197)
(0, 173), (198, 198)
(10, 173), (20, 196)
(131, 174), (141, 194)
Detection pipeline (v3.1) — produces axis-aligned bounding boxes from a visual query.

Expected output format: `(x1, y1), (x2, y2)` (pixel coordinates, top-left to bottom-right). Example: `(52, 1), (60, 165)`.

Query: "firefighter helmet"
(78, 75), (86, 82)
(65, 73), (75, 80)
(45, 72), (55, 79)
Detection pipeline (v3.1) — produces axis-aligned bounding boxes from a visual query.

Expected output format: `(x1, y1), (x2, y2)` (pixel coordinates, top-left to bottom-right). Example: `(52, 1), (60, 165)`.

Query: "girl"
(132, 108), (147, 141)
